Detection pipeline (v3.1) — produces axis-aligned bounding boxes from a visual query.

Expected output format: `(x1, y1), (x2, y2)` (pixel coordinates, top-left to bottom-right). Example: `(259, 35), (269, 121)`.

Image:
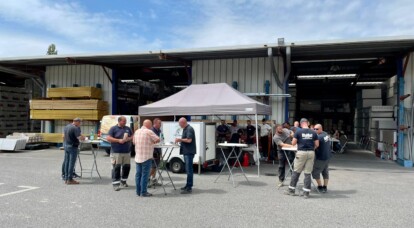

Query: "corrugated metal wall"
(44, 65), (112, 134)
(192, 57), (285, 123)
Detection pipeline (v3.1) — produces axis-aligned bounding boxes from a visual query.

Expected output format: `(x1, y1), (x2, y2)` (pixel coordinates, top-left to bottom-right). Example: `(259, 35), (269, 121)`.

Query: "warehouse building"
(1, 36), (414, 166)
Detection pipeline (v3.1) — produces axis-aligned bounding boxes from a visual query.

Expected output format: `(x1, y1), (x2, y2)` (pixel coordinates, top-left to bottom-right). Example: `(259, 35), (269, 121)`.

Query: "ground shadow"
(311, 189), (357, 199)
(238, 180), (268, 187)
(76, 176), (112, 185)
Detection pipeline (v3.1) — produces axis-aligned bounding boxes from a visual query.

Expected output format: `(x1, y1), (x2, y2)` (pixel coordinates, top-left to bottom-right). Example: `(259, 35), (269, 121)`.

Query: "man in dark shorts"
(312, 124), (332, 193)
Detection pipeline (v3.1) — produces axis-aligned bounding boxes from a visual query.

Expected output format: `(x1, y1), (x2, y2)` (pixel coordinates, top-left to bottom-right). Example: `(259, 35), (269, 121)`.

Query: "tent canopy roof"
(138, 83), (272, 116)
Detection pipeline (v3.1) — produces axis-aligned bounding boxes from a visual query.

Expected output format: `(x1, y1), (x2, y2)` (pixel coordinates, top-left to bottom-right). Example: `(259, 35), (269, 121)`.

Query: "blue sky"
(0, 0), (413, 57)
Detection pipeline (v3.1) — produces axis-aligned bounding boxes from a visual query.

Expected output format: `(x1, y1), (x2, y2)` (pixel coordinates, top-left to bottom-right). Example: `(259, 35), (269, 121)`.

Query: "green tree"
(47, 44), (58, 55)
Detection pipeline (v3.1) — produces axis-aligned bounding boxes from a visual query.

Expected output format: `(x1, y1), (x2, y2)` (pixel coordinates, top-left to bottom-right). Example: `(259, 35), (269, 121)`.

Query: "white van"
(99, 115), (140, 155)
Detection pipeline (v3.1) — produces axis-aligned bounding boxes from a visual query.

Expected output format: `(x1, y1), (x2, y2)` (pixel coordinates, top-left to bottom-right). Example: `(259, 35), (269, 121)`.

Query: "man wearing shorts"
(312, 124), (332, 193)
(285, 118), (319, 199)
(107, 116), (133, 191)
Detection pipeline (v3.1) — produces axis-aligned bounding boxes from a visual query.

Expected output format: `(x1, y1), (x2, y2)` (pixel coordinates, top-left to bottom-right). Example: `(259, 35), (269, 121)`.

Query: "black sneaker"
(303, 191), (310, 199)
(113, 185), (121, 191)
(73, 173), (81, 179)
(180, 186), (189, 191)
(120, 181), (128, 188)
(181, 188), (192, 194)
(322, 186), (327, 193)
(141, 192), (153, 197)
(317, 186), (324, 192)
(284, 188), (296, 196)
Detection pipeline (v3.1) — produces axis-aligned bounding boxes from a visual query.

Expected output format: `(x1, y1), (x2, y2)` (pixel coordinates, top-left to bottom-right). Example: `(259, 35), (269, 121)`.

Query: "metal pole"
(397, 58), (405, 163)
(255, 114), (260, 177)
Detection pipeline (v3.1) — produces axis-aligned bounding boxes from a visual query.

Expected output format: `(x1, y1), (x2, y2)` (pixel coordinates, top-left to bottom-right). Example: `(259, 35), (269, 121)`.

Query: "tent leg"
(255, 114), (260, 177)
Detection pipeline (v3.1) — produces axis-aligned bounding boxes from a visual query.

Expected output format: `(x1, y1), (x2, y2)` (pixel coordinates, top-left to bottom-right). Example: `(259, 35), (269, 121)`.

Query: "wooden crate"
(47, 87), (102, 99)
(40, 133), (63, 143)
(30, 109), (108, 120)
(30, 100), (108, 110)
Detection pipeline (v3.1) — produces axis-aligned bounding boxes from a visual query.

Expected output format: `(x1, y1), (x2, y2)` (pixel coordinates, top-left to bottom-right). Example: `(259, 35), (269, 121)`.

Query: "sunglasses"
(313, 128), (319, 130)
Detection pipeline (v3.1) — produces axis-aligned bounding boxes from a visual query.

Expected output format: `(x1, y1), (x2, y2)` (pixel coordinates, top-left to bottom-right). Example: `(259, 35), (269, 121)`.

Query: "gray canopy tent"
(139, 83), (272, 176)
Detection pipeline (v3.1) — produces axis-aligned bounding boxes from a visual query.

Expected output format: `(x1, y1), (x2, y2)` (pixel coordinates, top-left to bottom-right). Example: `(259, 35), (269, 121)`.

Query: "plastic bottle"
(90, 129), (95, 140)
(160, 133), (164, 145)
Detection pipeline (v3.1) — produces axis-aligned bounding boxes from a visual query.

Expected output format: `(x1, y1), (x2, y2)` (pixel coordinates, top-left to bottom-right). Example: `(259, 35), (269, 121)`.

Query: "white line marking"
(0, 183), (4, 185)
(0, 186), (39, 198)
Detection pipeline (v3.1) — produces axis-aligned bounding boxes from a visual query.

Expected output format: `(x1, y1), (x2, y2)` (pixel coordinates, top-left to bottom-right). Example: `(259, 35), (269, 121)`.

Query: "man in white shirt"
(259, 118), (272, 159)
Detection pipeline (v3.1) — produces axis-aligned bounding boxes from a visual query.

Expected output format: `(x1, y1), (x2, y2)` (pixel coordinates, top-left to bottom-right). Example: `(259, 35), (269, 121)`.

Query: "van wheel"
(170, 159), (184, 173)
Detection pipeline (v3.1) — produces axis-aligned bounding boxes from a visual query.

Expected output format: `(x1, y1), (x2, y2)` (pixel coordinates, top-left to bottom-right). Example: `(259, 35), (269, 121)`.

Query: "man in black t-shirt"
(175, 117), (196, 194)
(246, 120), (256, 145)
(312, 124), (332, 193)
(285, 118), (319, 199)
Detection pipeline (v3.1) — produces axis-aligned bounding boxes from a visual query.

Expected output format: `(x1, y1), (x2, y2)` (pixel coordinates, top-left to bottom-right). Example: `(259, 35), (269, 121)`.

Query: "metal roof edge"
(288, 35), (414, 47)
(1, 35), (414, 62)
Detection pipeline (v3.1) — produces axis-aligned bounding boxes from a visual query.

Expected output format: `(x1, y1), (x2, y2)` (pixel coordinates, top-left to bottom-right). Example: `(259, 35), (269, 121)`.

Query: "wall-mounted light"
(297, 74), (356, 80)
(352, 81), (384, 86)
(288, 83), (296, 87)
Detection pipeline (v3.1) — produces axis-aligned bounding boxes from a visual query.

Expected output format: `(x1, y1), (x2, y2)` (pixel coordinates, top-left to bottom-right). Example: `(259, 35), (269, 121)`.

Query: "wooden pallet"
(30, 109), (108, 120)
(30, 100), (108, 110)
(47, 87), (102, 99)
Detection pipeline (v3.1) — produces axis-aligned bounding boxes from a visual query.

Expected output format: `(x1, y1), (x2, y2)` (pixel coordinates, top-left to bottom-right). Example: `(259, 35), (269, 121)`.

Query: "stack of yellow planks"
(30, 100), (108, 110)
(30, 86), (108, 121)
(47, 87), (102, 99)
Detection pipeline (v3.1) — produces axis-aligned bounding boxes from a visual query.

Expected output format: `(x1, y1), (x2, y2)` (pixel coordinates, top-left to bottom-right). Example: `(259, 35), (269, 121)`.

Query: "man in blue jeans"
(175, 117), (196, 194)
(133, 119), (160, 197)
(62, 118), (85, 185)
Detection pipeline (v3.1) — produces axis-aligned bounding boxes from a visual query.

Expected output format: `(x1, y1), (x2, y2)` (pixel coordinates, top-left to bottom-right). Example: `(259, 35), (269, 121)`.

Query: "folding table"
(78, 140), (101, 179)
(215, 143), (250, 187)
(153, 144), (178, 195)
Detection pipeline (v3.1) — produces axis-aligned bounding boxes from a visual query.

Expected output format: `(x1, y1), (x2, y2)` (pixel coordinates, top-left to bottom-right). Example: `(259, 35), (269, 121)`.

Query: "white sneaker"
(277, 181), (283, 187)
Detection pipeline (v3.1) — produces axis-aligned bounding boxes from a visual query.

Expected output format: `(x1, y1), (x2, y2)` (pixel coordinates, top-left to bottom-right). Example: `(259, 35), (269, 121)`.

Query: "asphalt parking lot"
(1, 143), (414, 228)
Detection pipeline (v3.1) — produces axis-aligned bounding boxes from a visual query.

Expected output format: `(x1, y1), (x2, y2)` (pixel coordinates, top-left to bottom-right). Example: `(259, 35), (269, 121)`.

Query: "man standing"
(134, 119), (160, 197)
(107, 116), (133, 191)
(149, 118), (162, 188)
(63, 118), (85, 185)
(216, 120), (229, 143)
(246, 120), (256, 145)
(259, 118), (272, 159)
(273, 124), (294, 187)
(285, 118), (319, 199)
(312, 124), (332, 193)
(175, 117), (196, 194)
(229, 120), (239, 140)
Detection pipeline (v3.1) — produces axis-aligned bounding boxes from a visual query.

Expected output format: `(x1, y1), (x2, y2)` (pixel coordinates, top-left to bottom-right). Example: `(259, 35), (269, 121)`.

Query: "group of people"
(216, 118), (273, 160)
(273, 118), (332, 199)
(61, 116), (332, 199)
(61, 116), (196, 197)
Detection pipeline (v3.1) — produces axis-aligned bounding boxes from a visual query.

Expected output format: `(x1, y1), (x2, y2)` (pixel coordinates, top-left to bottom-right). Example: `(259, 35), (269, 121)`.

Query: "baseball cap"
(300, 118), (308, 123)
(73, 117), (82, 122)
